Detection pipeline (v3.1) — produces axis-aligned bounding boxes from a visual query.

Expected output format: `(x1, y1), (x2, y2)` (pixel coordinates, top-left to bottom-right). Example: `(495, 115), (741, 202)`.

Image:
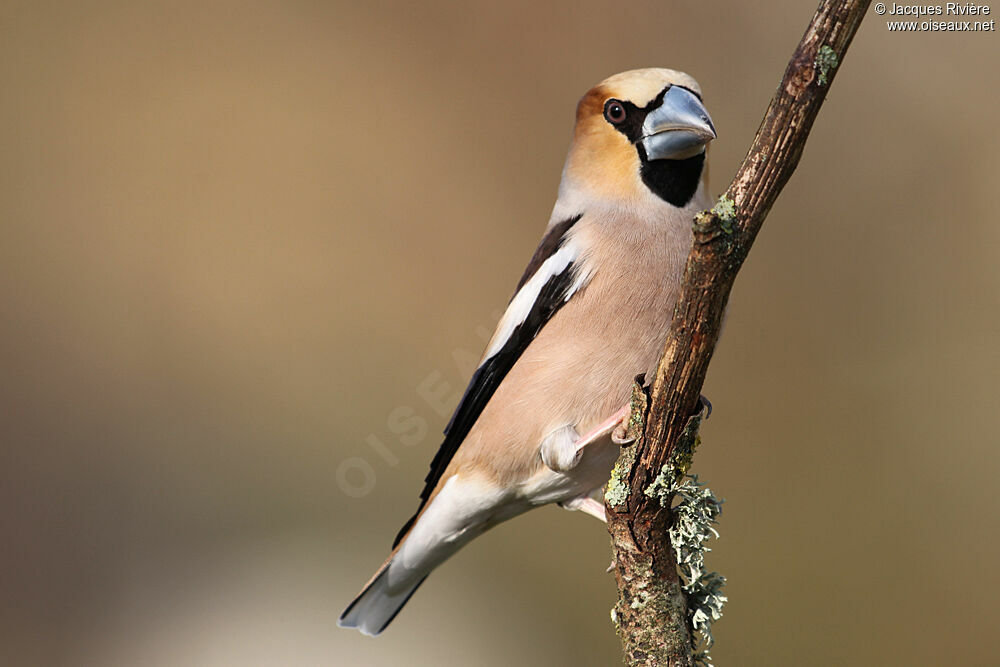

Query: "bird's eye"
(604, 100), (627, 124)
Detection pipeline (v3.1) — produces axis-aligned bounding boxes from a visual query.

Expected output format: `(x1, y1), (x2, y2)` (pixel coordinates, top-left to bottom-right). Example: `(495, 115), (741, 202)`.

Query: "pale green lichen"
(639, 404), (725, 661)
(637, 470), (726, 664)
(815, 45), (839, 86)
(608, 388), (724, 662)
(645, 409), (705, 507)
(671, 475), (726, 663)
(712, 195), (736, 221)
(605, 378), (647, 508)
(671, 410), (704, 481)
(645, 465), (675, 508)
(711, 195), (736, 235)
(605, 444), (636, 508)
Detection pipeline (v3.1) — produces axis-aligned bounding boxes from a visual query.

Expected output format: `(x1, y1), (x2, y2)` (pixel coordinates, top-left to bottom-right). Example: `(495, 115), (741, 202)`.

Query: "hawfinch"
(340, 68), (716, 635)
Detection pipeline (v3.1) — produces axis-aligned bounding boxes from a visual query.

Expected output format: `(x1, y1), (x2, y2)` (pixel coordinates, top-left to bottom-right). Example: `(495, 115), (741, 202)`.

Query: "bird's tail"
(341, 475), (507, 634)
(338, 555), (428, 636)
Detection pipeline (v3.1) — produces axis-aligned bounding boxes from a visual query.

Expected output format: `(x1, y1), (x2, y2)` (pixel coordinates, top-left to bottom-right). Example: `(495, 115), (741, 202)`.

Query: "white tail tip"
(339, 566), (427, 636)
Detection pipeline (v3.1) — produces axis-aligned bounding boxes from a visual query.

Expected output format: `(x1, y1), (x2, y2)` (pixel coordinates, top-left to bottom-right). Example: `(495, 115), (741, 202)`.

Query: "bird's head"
(560, 68), (715, 209)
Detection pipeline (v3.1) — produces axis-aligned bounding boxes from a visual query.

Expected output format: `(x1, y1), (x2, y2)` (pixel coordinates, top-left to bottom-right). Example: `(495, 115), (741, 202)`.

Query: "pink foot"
(573, 403), (631, 453)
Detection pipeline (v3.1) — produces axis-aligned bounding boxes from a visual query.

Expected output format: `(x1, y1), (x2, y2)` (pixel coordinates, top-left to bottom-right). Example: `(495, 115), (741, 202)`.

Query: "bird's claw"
(698, 394), (712, 419)
(611, 423), (635, 445)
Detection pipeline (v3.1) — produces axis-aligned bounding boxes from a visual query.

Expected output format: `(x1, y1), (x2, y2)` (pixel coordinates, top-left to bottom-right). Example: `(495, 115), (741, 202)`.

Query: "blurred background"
(2, 1), (998, 665)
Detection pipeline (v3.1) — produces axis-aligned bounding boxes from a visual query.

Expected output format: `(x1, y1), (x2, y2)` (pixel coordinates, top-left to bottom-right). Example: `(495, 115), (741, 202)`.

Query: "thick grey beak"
(640, 86), (716, 161)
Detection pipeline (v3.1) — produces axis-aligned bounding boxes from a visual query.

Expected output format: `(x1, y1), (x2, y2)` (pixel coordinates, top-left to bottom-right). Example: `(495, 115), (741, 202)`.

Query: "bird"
(339, 68), (716, 636)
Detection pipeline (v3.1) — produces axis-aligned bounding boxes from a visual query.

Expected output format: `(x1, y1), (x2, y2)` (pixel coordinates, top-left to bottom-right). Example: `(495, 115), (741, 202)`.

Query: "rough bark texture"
(606, 2), (871, 664)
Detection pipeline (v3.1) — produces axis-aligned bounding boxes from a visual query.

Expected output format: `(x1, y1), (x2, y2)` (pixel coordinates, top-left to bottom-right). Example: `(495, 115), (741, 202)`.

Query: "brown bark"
(606, 1), (871, 664)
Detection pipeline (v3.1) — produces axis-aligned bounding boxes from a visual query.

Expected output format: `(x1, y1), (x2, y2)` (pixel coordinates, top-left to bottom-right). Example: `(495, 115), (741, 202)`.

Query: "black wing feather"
(392, 216), (582, 547)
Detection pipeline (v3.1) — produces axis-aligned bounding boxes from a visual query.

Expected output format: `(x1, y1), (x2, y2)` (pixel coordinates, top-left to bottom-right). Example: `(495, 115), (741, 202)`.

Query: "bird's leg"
(557, 495), (607, 523)
(541, 402), (633, 473)
(573, 403), (632, 453)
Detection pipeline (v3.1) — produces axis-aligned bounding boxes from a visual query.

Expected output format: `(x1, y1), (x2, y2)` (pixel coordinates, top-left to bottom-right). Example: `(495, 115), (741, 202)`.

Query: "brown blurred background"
(2, 1), (998, 665)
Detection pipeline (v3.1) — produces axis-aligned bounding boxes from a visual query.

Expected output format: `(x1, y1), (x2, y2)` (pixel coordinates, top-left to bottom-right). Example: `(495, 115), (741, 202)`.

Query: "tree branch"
(605, 1), (871, 664)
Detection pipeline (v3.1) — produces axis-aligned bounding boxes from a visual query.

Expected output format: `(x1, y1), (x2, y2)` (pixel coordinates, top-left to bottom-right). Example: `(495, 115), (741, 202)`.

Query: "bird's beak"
(640, 86), (717, 161)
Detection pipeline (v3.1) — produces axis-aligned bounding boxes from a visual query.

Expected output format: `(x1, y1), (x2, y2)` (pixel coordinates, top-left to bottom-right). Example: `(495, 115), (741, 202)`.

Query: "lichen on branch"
(605, 1), (871, 665)
(669, 476), (726, 663)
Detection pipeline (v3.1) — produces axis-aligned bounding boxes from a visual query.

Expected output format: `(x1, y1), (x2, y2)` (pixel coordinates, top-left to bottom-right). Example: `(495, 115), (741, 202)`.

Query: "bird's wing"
(392, 214), (589, 547)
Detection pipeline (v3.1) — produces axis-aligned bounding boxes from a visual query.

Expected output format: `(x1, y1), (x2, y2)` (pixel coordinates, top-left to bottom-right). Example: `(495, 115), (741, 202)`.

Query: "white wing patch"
(481, 235), (591, 362)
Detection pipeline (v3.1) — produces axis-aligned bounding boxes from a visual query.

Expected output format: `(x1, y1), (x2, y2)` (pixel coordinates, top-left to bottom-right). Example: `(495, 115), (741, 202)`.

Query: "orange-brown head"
(560, 68), (715, 209)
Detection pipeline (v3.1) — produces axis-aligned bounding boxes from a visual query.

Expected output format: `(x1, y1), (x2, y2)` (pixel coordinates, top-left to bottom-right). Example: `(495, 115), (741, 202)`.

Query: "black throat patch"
(637, 149), (705, 208)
